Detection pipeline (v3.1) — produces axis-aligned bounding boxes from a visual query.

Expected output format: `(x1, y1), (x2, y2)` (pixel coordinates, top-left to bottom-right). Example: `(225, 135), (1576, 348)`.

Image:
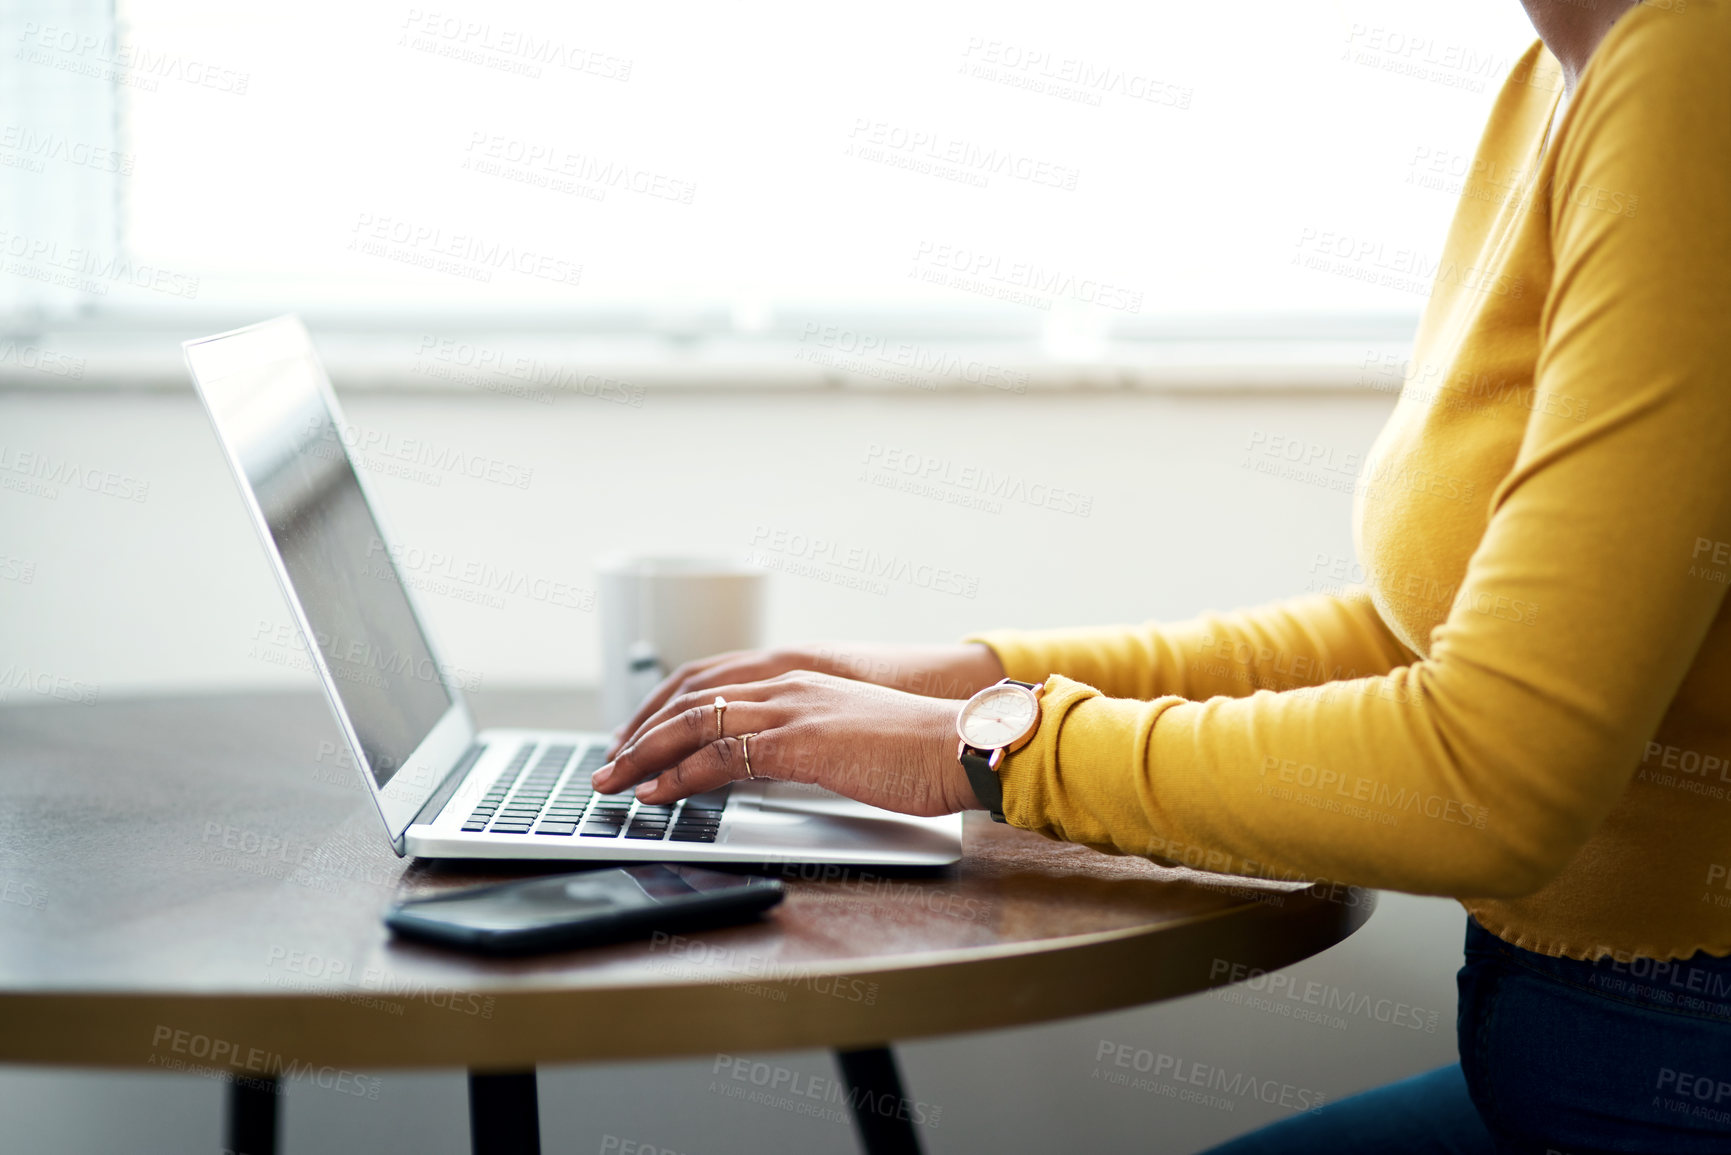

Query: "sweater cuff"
(993, 674), (1102, 834)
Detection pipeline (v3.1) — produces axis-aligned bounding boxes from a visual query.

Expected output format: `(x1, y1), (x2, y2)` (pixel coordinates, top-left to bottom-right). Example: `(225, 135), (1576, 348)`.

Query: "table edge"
(0, 888), (1375, 1070)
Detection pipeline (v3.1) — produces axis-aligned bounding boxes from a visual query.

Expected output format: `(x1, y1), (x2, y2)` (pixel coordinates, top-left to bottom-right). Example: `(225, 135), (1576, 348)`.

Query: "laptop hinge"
(409, 741), (486, 830)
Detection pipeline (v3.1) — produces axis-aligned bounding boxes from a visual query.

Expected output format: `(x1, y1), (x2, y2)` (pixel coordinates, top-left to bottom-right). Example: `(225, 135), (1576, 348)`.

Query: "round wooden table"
(0, 691), (1373, 1154)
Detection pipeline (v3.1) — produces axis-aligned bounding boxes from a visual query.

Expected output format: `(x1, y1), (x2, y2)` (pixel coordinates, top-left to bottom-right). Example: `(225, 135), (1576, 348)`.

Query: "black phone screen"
(385, 864), (782, 953)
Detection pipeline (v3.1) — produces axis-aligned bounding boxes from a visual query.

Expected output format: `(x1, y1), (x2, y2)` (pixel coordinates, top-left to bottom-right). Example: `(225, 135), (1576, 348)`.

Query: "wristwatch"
(955, 678), (1043, 823)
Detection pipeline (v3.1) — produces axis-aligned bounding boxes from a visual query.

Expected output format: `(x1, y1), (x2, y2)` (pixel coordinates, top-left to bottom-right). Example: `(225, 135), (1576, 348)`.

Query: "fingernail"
(591, 766), (610, 787)
(634, 782), (654, 800)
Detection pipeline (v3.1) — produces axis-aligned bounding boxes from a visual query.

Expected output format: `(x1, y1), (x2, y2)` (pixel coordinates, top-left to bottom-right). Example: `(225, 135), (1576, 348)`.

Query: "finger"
(594, 692), (785, 793)
(633, 733), (763, 805)
(608, 655), (736, 756)
(610, 663), (747, 756)
(608, 669), (788, 766)
(607, 652), (792, 757)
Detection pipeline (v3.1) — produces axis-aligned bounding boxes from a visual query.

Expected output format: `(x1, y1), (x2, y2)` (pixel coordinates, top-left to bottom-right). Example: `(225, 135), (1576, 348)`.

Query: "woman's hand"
(606, 642), (1004, 759)
(592, 671), (980, 817)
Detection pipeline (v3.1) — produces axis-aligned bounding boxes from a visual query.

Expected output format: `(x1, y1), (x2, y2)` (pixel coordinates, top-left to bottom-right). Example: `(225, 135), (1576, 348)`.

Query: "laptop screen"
(192, 324), (453, 791)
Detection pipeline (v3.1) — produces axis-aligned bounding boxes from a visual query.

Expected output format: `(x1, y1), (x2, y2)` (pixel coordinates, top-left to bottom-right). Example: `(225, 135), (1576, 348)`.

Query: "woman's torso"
(1354, 19), (1731, 960)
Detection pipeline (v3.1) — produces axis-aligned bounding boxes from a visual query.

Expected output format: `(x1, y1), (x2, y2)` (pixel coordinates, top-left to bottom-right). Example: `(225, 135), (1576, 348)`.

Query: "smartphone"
(384, 864), (784, 955)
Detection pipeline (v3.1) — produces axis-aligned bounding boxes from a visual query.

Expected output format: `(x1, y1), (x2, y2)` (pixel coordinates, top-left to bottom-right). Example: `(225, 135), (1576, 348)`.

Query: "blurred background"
(2, 0), (1534, 1150)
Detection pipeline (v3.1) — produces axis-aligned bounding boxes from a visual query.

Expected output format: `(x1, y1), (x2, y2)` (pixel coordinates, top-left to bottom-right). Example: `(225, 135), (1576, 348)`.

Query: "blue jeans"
(1203, 917), (1731, 1155)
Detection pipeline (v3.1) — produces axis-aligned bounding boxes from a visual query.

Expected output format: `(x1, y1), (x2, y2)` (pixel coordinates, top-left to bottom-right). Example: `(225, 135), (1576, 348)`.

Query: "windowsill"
(0, 316), (1418, 395)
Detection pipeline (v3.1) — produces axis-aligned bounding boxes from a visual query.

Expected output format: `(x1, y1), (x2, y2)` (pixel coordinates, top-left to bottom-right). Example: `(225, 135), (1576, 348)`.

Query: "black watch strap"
(961, 749), (1006, 823)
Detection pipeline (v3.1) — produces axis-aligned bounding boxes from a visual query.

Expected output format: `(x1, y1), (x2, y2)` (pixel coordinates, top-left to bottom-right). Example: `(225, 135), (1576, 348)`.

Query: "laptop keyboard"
(461, 741), (726, 844)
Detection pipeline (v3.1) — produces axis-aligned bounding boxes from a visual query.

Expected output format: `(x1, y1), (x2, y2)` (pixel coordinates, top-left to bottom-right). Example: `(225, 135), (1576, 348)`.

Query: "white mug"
(597, 554), (768, 729)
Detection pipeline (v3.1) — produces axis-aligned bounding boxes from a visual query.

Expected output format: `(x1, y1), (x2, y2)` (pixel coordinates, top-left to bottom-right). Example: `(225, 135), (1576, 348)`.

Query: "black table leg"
(468, 1069), (541, 1155)
(834, 1047), (924, 1155)
(225, 1074), (280, 1155)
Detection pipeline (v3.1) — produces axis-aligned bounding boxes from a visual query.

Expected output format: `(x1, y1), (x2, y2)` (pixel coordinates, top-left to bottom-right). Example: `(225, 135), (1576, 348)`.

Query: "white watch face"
(957, 684), (1038, 750)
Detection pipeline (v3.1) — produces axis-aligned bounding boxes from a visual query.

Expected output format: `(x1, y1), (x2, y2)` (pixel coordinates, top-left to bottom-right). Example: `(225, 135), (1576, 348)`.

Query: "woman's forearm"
(969, 590), (1414, 702)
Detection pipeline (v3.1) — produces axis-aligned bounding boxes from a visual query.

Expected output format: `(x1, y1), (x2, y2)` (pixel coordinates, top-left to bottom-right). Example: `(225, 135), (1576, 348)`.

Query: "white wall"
(0, 382), (1475, 1155)
(1, 383), (1391, 696)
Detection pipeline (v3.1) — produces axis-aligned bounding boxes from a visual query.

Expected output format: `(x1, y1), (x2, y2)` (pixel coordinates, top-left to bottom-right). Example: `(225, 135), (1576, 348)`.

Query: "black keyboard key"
(625, 827), (668, 840)
(535, 824), (577, 835)
(533, 747), (574, 774)
(468, 740), (541, 825)
(669, 829), (719, 842)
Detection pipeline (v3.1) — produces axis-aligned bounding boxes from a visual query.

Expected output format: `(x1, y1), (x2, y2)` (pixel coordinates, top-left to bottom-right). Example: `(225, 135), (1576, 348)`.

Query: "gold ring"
(713, 696), (727, 741)
(740, 731), (760, 780)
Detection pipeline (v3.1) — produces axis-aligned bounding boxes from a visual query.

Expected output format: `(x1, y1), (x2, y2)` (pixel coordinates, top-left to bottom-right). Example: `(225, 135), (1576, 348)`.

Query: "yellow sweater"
(973, 4), (1731, 962)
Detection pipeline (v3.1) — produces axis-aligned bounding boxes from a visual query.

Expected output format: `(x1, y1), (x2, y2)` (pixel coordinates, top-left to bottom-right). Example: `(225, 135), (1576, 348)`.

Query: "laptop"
(185, 316), (963, 867)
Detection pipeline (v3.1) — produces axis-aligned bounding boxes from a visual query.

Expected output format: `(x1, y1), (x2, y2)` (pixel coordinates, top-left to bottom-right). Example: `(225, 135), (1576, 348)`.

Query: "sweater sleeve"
(993, 13), (1731, 899)
(967, 590), (1415, 701)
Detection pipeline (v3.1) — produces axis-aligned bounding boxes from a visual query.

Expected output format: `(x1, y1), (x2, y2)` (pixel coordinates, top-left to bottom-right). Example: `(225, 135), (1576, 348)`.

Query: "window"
(3, 0), (1535, 365)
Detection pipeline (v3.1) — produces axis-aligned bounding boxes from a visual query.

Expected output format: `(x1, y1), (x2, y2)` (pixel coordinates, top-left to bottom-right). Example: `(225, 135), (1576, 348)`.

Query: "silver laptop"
(185, 316), (963, 867)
